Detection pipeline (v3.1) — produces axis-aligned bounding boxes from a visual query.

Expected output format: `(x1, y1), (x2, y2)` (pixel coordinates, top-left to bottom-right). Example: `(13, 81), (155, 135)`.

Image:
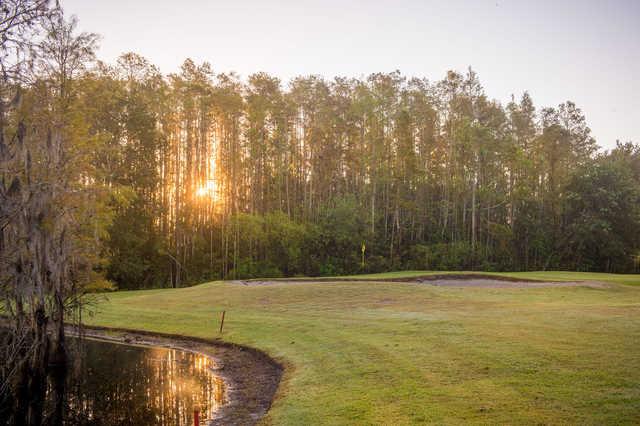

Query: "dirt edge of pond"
(72, 324), (283, 426)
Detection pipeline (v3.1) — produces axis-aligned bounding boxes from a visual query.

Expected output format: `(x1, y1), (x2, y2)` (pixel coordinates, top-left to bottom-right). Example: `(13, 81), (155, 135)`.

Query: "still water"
(51, 337), (225, 425)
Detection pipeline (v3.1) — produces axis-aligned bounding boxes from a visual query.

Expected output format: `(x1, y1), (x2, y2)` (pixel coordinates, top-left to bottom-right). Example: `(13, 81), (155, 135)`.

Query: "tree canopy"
(76, 58), (639, 287)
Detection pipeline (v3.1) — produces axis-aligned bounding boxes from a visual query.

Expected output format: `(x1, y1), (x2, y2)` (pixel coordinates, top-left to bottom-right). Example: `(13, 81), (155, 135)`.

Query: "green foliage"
(564, 148), (640, 272)
(264, 212), (309, 275)
(314, 197), (370, 275)
(106, 201), (169, 289)
(407, 242), (487, 270)
(83, 276), (117, 293)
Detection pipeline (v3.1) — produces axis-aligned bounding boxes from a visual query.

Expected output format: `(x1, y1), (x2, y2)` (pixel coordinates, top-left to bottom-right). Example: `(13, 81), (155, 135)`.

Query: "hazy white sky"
(63, 0), (639, 150)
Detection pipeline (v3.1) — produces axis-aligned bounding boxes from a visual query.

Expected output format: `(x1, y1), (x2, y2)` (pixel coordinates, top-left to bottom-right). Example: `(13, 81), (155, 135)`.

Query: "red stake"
(194, 408), (199, 426)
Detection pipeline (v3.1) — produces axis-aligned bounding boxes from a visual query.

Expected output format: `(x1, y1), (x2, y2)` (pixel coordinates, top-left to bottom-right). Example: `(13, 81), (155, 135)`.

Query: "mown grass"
(85, 274), (640, 425)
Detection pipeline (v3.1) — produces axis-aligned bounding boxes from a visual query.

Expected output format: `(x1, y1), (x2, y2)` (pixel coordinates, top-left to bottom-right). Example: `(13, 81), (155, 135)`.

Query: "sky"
(63, 0), (639, 150)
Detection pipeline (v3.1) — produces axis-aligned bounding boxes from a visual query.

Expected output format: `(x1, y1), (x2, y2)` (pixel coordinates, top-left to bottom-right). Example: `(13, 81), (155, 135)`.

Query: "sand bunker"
(412, 278), (607, 288)
(230, 274), (608, 289)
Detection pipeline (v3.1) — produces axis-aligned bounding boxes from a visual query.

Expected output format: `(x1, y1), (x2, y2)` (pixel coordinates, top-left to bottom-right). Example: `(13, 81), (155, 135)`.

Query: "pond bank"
(73, 325), (283, 426)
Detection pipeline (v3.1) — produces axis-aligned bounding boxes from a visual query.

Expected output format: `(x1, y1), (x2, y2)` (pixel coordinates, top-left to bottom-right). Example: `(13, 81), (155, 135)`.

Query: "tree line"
(3, 8), (640, 297)
(3, 10), (640, 295)
(90, 56), (640, 288)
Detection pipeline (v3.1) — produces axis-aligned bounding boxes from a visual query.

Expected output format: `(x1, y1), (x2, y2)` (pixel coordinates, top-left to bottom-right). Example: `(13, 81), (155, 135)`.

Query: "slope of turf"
(86, 276), (640, 425)
(330, 270), (640, 285)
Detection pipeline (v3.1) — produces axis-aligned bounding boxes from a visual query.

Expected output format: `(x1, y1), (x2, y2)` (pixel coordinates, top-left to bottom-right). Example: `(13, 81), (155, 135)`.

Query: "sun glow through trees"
(195, 179), (218, 200)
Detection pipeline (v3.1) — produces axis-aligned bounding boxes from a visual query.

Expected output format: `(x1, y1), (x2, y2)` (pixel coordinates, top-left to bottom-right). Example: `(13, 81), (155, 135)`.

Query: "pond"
(45, 337), (225, 425)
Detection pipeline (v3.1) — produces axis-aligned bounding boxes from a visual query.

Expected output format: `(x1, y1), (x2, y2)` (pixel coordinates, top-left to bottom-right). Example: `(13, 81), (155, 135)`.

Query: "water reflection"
(51, 338), (225, 425)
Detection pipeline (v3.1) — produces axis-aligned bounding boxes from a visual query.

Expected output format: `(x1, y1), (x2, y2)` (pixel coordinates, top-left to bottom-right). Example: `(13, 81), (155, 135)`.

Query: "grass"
(85, 272), (640, 425)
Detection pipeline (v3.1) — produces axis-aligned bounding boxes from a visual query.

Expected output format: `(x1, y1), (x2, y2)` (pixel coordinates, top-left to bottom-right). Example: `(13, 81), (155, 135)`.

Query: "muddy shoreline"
(68, 325), (283, 426)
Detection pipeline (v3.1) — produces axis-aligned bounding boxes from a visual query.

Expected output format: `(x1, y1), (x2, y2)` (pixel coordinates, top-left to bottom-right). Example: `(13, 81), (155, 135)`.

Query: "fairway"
(84, 273), (640, 425)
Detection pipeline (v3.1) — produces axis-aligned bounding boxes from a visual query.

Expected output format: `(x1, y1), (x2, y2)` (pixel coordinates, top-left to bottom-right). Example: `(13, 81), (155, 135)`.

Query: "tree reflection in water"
(50, 337), (225, 425)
